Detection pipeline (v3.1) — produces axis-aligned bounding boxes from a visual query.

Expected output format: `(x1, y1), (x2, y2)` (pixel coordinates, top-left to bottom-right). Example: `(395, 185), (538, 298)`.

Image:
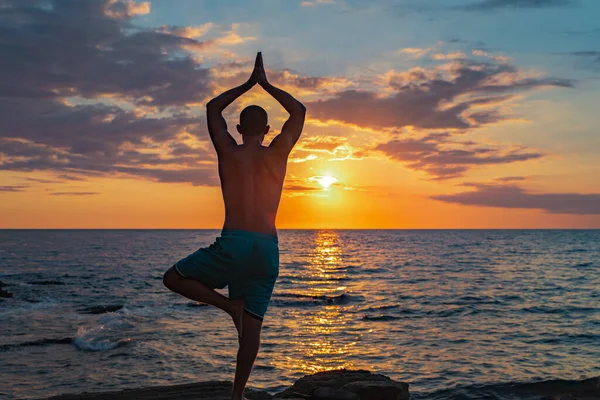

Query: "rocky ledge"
(39, 370), (409, 400)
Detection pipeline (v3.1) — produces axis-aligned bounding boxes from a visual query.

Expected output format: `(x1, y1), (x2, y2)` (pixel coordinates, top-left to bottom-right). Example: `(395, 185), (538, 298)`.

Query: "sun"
(316, 175), (337, 188)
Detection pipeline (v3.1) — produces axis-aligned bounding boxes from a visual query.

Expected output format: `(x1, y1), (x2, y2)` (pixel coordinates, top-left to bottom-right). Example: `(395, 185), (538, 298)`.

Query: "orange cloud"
(160, 23), (215, 39)
(398, 47), (432, 58)
(105, 0), (150, 18)
(431, 51), (468, 60)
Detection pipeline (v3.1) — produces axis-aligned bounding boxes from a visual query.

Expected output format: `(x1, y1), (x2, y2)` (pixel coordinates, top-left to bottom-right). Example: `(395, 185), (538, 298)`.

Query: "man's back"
(219, 144), (287, 236)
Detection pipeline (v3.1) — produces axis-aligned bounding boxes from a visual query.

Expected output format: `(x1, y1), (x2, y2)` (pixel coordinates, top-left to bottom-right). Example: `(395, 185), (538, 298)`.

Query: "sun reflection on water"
(273, 230), (358, 374)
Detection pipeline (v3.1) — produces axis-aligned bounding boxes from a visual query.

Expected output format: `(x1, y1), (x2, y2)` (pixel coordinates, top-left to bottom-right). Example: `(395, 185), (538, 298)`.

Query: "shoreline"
(36, 370), (408, 400)
(33, 369), (600, 400)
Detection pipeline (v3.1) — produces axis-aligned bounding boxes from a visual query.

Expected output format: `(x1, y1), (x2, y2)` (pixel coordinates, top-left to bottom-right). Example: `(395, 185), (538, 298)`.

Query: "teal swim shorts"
(174, 229), (279, 321)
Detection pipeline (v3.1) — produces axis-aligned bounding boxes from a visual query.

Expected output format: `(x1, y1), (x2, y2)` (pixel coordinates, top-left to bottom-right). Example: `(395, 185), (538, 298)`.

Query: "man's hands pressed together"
(206, 51), (306, 155)
(253, 52), (268, 87)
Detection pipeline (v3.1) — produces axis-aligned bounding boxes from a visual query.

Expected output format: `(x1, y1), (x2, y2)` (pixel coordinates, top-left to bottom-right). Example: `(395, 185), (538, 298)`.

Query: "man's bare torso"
(219, 144), (287, 236)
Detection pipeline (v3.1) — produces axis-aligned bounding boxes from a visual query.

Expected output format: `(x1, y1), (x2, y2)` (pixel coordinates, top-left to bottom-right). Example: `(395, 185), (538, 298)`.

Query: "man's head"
(237, 105), (270, 140)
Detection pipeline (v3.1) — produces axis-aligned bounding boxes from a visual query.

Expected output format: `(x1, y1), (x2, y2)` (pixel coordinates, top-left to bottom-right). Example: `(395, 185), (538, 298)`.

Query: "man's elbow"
(295, 102), (307, 116)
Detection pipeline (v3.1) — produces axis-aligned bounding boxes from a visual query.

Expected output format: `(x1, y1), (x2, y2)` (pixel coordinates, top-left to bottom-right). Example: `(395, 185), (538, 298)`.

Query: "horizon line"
(1, 228), (600, 231)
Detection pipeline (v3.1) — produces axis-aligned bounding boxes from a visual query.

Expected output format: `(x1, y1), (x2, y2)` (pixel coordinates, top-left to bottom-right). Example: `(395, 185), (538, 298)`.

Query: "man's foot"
(230, 298), (244, 341)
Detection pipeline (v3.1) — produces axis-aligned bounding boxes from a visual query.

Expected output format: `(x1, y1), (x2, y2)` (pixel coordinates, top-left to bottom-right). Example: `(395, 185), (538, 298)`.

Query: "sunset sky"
(1, 0), (600, 228)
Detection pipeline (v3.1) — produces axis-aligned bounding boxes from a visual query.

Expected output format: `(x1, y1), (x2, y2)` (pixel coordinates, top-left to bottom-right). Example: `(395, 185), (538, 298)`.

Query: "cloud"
(398, 48), (432, 58)
(284, 185), (321, 191)
(431, 51), (468, 60)
(390, 0), (572, 15)
(0, 98), (218, 185)
(283, 177), (323, 196)
(49, 192), (99, 196)
(0, 185), (28, 192)
(0, 0), (214, 106)
(212, 66), (352, 97)
(288, 136), (363, 163)
(432, 183), (600, 215)
(0, 0), (225, 187)
(301, 0), (335, 6)
(494, 176), (526, 182)
(571, 51), (600, 66)
(20, 177), (62, 184)
(104, 0), (151, 18)
(306, 59), (573, 131)
(159, 23), (215, 39)
(374, 134), (543, 179)
(213, 24), (257, 45)
(298, 136), (348, 152)
(458, 0), (573, 11)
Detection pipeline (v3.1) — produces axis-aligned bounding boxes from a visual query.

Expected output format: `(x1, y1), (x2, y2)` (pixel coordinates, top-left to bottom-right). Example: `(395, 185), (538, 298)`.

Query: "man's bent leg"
(163, 266), (244, 337)
(231, 312), (262, 400)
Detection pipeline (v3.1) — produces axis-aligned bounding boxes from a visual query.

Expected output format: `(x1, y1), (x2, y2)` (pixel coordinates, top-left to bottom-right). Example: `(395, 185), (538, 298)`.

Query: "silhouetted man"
(163, 52), (306, 400)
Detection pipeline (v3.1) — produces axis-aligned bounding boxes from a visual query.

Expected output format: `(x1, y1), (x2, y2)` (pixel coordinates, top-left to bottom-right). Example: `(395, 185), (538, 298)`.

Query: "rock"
(38, 381), (272, 399)
(0, 288), (13, 298)
(313, 387), (358, 400)
(275, 370), (409, 400)
(35, 370), (409, 400)
(341, 380), (409, 400)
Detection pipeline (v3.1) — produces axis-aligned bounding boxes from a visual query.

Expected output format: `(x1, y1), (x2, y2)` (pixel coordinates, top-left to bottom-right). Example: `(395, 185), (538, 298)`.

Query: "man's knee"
(163, 265), (181, 290)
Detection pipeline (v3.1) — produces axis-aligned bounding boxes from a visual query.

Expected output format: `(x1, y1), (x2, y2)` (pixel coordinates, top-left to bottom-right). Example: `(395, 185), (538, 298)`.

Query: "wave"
(73, 335), (131, 352)
(564, 248), (590, 253)
(362, 314), (402, 321)
(78, 304), (124, 314)
(416, 375), (600, 400)
(73, 313), (134, 352)
(25, 280), (65, 285)
(574, 262), (594, 267)
(454, 295), (501, 305)
(186, 302), (209, 308)
(361, 304), (401, 312)
(0, 337), (72, 352)
(518, 305), (565, 314)
(272, 292), (364, 306)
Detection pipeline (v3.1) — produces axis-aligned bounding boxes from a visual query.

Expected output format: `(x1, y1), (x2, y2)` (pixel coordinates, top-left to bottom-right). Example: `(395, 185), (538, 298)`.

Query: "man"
(163, 52), (306, 400)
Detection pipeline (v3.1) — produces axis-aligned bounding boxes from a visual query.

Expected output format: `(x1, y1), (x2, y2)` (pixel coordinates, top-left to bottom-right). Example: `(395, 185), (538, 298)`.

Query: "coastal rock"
(38, 381), (272, 400)
(35, 370), (409, 400)
(340, 380), (409, 400)
(313, 387), (358, 399)
(275, 370), (409, 400)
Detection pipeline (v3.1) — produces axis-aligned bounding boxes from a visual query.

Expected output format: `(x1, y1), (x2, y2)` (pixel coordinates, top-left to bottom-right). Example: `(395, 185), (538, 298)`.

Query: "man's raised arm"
(206, 74), (256, 155)
(255, 53), (306, 154)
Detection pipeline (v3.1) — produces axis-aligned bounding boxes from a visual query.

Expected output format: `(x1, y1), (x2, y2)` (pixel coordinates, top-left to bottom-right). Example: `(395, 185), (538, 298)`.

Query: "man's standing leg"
(231, 312), (263, 400)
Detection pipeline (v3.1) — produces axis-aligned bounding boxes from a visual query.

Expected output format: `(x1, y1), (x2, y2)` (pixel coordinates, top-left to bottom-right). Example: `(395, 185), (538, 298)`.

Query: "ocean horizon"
(1, 229), (599, 399)
(3, 228), (600, 230)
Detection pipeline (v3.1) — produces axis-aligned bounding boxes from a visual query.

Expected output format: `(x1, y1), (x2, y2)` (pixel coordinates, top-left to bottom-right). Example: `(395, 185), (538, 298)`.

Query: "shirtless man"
(163, 52), (306, 400)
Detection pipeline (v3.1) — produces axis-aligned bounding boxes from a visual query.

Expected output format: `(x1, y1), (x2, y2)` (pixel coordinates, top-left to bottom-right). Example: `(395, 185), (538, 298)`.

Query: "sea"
(0, 229), (599, 400)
